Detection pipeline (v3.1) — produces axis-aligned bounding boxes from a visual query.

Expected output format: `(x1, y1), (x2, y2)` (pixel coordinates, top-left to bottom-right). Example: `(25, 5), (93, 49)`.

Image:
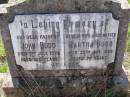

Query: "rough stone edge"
(114, 65), (129, 92)
(0, 0), (25, 14)
(0, 0), (130, 14)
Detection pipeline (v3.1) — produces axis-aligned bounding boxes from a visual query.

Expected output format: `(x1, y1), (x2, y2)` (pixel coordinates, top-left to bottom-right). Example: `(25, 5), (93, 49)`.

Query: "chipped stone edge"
(115, 0), (130, 9)
(0, 0), (130, 14)
(0, 0), (26, 14)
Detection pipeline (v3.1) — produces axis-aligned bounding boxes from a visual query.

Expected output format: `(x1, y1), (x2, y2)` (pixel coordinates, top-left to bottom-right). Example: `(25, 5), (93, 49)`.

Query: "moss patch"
(0, 62), (8, 73)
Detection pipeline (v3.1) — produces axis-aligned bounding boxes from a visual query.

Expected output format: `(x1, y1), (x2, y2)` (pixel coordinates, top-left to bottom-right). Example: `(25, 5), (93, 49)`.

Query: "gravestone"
(0, 0), (130, 97)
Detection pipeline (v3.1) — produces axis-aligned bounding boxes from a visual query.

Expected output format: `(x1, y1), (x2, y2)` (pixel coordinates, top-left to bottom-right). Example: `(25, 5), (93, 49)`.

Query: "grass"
(0, 62), (8, 73)
(23, 87), (126, 97)
(85, 88), (126, 97)
(124, 23), (130, 69)
(124, 53), (130, 69)
(0, 34), (7, 73)
(127, 23), (130, 52)
(128, 0), (130, 3)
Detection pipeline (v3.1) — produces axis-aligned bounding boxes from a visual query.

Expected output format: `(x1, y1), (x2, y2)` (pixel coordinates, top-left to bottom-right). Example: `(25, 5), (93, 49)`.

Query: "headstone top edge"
(0, 0), (130, 14)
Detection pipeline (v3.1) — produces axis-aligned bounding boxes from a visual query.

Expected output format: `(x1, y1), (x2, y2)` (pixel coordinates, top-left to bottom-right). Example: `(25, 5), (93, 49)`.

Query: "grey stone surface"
(0, 0), (130, 96)
(8, 13), (119, 70)
(114, 66), (129, 92)
(0, 73), (13, 88)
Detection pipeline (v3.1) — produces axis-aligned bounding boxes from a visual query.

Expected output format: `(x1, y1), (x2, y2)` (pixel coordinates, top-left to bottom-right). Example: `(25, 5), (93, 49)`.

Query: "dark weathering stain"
(20, 29), (26, 51)
(74, 1), (82, 11)
(100, 21), (104, 34)
(100, 16), (104, 34)
(75, 21), (81, 32)
(105, 17), (109, 32)
(87, 21), (90, 33)
(20, 29), (28, 59)
(63, 15), (71, 32)
(93, 21), (96, 34)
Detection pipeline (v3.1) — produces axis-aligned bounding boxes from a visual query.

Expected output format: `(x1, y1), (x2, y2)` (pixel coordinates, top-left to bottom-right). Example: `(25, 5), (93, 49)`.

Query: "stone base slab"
(1, 69), (129, 97)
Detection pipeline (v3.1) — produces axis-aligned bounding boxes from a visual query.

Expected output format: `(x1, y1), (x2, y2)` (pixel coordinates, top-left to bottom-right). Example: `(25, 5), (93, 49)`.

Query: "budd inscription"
(9, 13), (119, 70)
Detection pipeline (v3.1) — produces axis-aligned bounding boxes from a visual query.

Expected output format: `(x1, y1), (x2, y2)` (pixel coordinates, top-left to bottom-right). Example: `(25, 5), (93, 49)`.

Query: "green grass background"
(124, 22), (130, 69)
(0, 35), (7, 73)
(127, 23), (130, 52)
(124, 0), (130, 68)
(128, 0), (130, 3)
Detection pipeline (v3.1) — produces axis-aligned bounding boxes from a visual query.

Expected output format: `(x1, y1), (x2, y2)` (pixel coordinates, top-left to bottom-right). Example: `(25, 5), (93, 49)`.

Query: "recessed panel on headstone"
(9, 13), (119, 70)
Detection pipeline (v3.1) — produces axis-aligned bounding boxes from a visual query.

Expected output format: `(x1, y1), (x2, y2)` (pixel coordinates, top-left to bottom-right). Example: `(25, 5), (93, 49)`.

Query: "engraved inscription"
(9, 13), (119, 70)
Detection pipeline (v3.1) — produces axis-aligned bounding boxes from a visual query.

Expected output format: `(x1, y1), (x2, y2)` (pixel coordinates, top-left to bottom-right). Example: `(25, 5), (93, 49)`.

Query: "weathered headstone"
(0, 0), (130, 97)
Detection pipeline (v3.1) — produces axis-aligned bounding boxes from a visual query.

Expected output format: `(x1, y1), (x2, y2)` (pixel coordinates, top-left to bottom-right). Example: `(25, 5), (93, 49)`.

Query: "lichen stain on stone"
(74, 1), (82, 11)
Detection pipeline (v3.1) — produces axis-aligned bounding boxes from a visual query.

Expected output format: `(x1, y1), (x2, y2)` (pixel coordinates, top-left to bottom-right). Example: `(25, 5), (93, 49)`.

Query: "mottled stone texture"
(0, 0), (8, 4)
(0, 0), (130, 96)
